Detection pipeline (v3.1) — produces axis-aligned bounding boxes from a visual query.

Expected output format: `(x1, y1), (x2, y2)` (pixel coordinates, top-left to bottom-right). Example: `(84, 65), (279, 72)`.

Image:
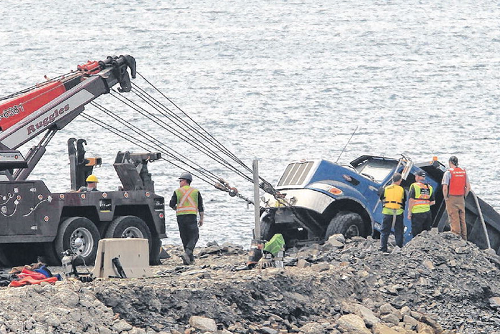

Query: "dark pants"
(380, 213), (404, 252)
(177, 214), (199, 261)
(411, 211), (432, 237)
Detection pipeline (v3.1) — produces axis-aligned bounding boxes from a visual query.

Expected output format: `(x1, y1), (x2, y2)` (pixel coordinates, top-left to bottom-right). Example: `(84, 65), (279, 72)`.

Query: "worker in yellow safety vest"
(169, 172), (205, 265)
(378, 172), (407, 253)
(408, 170), (435, 237)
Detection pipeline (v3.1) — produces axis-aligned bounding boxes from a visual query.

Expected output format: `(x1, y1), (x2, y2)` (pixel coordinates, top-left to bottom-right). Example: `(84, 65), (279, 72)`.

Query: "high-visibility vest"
(449, 167), (467, 196)
(382, 184), (405, 215)
(410, 182), (433, 213)
(175, 186), (199, 215)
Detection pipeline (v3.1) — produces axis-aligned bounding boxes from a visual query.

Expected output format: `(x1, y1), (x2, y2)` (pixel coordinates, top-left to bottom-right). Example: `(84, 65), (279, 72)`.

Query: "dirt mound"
(1, 230), (500, 333)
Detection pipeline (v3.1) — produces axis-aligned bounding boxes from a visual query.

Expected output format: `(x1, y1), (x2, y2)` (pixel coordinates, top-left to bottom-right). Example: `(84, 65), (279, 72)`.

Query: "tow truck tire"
(325, 212), (365, 240)
(54, 217), (100, 266)
(105, 215), (152, 254)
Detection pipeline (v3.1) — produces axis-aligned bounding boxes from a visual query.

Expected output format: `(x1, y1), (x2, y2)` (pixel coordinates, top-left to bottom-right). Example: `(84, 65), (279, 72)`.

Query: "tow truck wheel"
(54, 217), (100, 265)
(105, 216), (152, 254)
(325, 211), (365, 240)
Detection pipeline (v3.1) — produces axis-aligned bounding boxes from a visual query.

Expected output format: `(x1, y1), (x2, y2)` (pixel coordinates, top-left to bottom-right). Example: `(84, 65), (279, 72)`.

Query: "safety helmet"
(449, 156), (459, 166)
(86, 174), (99, 183)
(178, 172), (193, 182)
(415, 170), (426, 177)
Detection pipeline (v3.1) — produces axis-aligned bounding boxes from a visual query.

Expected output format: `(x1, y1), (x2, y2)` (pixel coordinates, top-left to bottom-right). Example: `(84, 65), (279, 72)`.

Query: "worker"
(408, 170), (435, 237)
(379, 172), (406, 253)
(169, 172), (204, 265)
(78, 174), (99, 192)
(442, 156), (471, 240)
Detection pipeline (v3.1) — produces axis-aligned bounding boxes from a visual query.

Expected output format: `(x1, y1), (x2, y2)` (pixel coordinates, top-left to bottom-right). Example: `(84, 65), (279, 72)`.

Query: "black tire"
(54, 217), (100, 265)
(325, 211), (365, 240)
(260, 218), (276, 242)
(105, 215), (152, 255)
(42, 242), (62, 266)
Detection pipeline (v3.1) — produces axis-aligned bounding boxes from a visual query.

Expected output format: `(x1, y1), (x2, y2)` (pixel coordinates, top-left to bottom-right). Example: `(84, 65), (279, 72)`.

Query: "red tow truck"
(0, 55), (166, 266)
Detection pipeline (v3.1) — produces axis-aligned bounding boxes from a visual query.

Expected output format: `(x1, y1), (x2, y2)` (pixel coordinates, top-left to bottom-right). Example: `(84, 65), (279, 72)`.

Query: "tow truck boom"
(0, 55), (136, 180)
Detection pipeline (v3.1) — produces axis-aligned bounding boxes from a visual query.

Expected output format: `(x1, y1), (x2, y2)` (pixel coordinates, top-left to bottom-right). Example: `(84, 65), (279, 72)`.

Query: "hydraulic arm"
(0, 55), (136, 181)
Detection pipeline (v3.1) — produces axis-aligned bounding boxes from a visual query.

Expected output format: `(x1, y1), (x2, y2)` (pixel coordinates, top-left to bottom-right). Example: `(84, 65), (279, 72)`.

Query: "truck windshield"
(353, 158), (398, 183)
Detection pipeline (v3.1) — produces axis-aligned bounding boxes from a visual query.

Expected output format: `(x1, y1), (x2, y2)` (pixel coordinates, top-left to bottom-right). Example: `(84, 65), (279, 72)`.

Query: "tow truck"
(0, 55), (165, 266)
(260, 155), (500, 254)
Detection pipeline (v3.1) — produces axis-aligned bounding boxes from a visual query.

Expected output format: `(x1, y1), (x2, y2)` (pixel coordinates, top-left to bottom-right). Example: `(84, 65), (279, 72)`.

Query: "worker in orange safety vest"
(442, 156), (471, 240)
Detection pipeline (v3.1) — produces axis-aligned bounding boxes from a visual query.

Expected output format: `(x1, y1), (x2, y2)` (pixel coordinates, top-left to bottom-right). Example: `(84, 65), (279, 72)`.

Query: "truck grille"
(277, 161), (314, 186)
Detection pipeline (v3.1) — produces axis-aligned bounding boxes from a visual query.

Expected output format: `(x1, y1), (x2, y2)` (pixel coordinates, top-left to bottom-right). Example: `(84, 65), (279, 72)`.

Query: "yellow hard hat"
(86, 174), (99, 183)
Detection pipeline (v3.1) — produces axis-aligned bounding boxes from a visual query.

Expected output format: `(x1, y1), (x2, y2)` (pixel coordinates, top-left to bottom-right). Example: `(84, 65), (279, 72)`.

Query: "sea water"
(1, 0), (500, 247)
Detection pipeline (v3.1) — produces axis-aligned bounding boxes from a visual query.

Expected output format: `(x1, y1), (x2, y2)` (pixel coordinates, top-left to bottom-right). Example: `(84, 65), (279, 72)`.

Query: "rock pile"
(0, 230), (500, 333)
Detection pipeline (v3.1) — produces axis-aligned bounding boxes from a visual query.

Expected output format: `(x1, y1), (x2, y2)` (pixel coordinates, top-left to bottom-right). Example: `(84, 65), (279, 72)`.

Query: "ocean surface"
(1, 0), (500, 248)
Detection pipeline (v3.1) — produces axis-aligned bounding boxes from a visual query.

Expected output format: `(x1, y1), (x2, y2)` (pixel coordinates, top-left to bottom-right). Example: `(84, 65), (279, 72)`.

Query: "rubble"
(1, 230), (500, 333)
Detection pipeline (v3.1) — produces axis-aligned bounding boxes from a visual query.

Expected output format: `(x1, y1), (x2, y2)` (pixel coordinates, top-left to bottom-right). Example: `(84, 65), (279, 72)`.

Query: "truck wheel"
(260, 219), (276, 242)
(105, 216), (152, 254)
(54, 217), (100, 265)
(325, 212), (365, 240)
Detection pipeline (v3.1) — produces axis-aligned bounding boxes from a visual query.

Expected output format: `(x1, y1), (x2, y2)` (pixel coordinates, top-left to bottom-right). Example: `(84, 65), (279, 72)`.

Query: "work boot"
(180, 252), (191, 265)
(186, 249), (195, 264)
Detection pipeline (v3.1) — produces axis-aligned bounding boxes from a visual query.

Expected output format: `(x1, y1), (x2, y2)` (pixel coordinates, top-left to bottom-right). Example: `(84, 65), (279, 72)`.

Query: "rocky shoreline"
(1, 230), (500, 333)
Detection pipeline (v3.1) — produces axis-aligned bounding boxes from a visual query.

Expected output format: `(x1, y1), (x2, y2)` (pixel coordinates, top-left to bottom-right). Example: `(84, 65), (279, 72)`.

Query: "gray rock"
(260, 326), (278, 334)
(355, 304), (380, 327)
(336, 314), (370, 334)
(379, 303), (396, 315)
(297, 259), (311, 268)
(381, 313), (400, 326)
(490, 297), (500, 309)
(189, 316), (217, 332)
(112, 319), (133, 332)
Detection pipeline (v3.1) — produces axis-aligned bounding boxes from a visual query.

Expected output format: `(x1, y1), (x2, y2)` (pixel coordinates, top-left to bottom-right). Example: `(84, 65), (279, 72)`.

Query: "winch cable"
(81, 112), (216, 186)
(110, 86), (253, 184)
(135, 72), (253, 175)
(122, 83), (280, 200)
(86, 103), (219, 184)
(89, 75), (281, 205)
(129, 74), (281, 197)
(85, 102), (255, 204)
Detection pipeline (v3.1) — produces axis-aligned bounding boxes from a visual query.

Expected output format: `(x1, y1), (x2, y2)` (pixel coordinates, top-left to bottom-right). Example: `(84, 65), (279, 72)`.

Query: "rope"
(80, 73), (283, 205)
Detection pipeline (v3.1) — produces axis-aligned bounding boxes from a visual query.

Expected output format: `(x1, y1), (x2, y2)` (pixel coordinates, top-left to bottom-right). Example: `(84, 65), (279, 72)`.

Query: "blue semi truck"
(260, 155), (500, 253)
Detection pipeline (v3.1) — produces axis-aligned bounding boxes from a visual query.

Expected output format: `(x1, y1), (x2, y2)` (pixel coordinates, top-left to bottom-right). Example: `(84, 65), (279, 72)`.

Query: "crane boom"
(0, 55), (136, 179)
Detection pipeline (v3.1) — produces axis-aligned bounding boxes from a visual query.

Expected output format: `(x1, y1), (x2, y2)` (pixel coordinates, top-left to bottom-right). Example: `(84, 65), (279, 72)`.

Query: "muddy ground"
(1, 230), (500, 334)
